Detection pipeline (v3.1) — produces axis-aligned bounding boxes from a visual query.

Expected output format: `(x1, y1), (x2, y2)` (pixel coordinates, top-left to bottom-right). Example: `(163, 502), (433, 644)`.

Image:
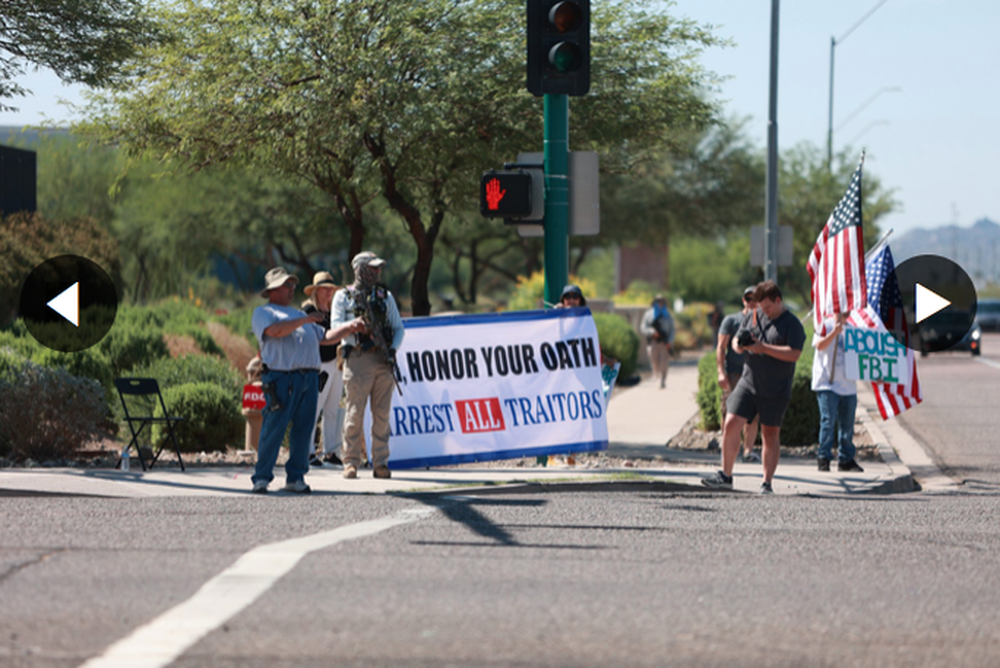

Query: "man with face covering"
(331, 251), (405, 479)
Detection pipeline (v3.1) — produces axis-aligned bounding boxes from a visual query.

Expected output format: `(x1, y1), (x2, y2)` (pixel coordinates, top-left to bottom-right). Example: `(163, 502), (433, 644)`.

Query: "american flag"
(808, 153), (868, 336)
(852, 244), (922, 419)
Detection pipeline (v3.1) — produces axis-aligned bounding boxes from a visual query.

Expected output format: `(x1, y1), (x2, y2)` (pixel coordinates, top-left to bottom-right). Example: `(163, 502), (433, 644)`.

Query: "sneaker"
(309, 454), (324, 468)
(741, 451), (761, 463)
(701, 471), (733, 490)
(817, 457), (830, 471)
(838, 459), (865, 472)
(373, 465), (392, 479)
(343, 464), (358, 479)
(251, 480), (269, 494)
(283, 480), (312, 493)
(759, 481), (774, 494)
(323, 452), (343, 467)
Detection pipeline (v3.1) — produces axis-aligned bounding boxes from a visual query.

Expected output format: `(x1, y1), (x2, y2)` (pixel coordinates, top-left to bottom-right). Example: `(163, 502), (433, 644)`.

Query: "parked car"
(917, 311), (981, 356)
(975, 299), (1000, 331)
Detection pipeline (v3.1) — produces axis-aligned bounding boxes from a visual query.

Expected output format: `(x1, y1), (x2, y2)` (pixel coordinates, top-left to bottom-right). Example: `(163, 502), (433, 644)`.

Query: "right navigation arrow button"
(915, 283), (951, 324)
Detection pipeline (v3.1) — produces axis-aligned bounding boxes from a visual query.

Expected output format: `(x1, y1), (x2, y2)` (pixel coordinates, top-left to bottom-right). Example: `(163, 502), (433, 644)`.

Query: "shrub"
(507, 271), (598, 311)
(132, 354), (244, 398)
(98, 319), (170, 376)
(593, 312), (640, 380)
(0, 353), (109, 462)
(1, 325), (115, 401)
(613, 280), (659, 307)
(214, 307), (257, 349)
(153, 382), (244, 453)
(696, 351), (723, 431)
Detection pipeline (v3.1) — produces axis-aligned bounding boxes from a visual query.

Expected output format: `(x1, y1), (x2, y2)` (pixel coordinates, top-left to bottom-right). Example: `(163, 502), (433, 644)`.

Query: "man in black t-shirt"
(703, 280), (806, 494)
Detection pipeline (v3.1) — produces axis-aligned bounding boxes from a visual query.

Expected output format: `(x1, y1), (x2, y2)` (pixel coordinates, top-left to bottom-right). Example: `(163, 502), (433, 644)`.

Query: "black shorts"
(725, 378), (791, 428)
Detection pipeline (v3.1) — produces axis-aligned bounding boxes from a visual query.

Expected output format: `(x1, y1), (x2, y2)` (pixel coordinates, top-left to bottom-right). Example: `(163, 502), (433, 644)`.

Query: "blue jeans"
(815, 390), (857, 462)
(253, 370), (318, 485)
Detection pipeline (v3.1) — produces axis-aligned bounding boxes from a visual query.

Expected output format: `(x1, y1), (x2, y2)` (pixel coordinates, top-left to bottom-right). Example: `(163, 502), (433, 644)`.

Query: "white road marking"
(77, 507), (437, 668)
(975, 357), (1000, 372)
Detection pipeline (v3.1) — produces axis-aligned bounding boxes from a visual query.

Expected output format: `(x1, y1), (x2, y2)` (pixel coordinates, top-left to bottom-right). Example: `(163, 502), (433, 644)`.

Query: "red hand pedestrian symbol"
(485, 178), (506, 211)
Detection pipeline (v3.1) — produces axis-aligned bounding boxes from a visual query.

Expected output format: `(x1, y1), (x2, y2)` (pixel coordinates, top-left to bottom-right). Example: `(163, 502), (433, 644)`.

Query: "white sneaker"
(251, 480), (269, 494)
(282, 480), (312, 493)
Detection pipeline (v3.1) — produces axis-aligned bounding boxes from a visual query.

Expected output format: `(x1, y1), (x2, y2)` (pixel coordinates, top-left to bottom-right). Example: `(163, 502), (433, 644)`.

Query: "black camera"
(736, 328), (755, 348)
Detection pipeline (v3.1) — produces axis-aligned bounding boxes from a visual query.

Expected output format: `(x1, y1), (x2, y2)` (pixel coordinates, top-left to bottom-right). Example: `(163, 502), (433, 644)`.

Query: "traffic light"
(526, 0), (590, 97)
(480, 170), (533, 218)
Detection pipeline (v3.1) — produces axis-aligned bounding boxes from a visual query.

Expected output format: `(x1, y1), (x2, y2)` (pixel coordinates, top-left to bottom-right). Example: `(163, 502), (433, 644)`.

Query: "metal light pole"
(827, 0), (891, 170)
(542, 94), (570, 307)
(764, 0), (780, 283)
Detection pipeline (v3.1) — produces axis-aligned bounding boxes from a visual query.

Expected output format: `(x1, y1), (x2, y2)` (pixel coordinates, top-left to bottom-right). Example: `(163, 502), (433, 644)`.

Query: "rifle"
(352, 284), (404, 396)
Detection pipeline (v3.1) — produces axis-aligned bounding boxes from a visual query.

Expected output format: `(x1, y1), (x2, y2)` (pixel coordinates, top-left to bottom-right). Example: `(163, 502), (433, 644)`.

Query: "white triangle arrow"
(47, 282), (79, 327)
(915, 283), (951, 324)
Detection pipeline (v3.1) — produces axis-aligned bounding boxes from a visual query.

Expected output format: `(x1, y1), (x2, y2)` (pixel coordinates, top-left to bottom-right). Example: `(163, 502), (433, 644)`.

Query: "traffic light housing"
(526, 0), (590, 97)
(480, 170), (534, 218)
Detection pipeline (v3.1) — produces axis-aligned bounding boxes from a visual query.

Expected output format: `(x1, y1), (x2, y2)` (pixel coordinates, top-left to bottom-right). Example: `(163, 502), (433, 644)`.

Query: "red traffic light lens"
(548, 1), (582, 33)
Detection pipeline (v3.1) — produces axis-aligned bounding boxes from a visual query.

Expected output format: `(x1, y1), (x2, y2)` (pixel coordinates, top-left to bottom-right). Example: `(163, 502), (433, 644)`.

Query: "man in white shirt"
(811, 312), (864, 473)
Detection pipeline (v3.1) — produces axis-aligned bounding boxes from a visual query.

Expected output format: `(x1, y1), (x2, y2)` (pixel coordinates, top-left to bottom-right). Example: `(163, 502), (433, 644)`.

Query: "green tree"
(36, 134), (119, 225)
(0, 0), (162, 112)
(80, 0), (725, 315)
(778, 144), (896, 304)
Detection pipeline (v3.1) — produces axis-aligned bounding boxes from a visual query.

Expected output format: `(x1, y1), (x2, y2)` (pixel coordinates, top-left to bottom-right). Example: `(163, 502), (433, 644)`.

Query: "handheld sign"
(842, 325), (912, 387)
(242, 384), (266, 411)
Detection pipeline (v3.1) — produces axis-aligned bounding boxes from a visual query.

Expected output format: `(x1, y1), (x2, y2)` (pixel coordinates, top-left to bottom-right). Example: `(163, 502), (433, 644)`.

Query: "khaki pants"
(647, 342), (670, 387)
(342, 350), (396, 468)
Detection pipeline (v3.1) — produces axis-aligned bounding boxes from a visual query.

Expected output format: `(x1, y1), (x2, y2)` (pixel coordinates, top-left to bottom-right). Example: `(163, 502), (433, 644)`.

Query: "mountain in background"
(0, 126), (69, 148)
(890, 218), (1000, 285)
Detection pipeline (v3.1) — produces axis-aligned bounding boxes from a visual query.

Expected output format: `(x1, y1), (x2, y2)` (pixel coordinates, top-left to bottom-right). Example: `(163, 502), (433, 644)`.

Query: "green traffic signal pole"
(543, 93), (570, 308)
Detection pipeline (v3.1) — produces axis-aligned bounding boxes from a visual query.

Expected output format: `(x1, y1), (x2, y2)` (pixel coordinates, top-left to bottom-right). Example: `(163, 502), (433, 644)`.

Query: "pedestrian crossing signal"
(480, 171), (533, 218)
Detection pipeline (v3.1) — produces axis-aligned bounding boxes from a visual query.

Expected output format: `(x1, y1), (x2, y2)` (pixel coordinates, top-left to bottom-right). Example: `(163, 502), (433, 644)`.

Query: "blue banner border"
(402, 306), (591, 329)
(389, 439), (608, 470)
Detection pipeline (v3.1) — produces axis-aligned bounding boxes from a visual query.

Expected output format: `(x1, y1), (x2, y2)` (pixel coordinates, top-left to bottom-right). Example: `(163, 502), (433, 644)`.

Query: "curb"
(856, 400), (918, 494)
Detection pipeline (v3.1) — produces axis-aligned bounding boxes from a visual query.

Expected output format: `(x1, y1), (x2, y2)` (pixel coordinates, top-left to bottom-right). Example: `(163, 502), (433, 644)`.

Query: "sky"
(2, 0), (997, 239)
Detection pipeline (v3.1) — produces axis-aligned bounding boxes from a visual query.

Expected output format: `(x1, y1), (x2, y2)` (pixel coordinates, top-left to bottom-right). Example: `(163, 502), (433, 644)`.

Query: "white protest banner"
(842, 324), (912, 387)
(385, 307), (608, 469)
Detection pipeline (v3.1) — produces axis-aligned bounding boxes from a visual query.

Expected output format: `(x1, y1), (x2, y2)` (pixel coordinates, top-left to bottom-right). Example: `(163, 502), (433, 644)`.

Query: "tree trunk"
(364, 133), (441, 316)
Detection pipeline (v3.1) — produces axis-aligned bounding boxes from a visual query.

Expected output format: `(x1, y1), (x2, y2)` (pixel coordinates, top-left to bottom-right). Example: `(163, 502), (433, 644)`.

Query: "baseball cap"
(351, 251), (386, 273)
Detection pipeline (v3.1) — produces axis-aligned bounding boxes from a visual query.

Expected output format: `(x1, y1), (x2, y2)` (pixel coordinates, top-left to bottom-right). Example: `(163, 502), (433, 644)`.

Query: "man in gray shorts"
(703, 280), (806, 494)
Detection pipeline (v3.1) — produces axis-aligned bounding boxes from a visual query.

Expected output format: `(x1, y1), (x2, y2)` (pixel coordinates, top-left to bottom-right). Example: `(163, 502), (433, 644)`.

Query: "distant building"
(616, 245), (668, 293)
(0, 145), (37, 216)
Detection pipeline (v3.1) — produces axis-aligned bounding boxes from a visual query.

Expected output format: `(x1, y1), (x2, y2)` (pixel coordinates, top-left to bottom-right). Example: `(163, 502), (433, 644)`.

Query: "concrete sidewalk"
(0, 352), (929, 498)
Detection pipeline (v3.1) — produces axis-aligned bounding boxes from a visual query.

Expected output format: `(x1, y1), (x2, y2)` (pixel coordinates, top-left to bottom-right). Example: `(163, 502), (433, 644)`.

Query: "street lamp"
(849, 119), (889, 145)
(827, 0), (891, 170)
(835, 86), (901, 133)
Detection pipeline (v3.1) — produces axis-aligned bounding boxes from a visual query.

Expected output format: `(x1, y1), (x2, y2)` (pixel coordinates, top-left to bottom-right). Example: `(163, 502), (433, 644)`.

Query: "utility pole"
(764, 0), (780, 283)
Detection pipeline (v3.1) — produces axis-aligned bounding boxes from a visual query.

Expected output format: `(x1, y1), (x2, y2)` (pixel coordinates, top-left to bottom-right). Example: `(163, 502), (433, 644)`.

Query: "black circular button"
(890, 254), (977, 354)
(18, 255), (118, 352)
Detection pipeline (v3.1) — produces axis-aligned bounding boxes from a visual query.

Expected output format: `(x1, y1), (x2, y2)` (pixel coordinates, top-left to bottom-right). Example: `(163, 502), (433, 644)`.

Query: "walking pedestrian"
(250, 267), (362, 494)
(332, 252), (405, 480)
(640, 295), (674, 389)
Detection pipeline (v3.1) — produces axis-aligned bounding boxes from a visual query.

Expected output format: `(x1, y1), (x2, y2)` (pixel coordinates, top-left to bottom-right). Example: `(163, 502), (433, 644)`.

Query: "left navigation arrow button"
(46, 282), (79, 327)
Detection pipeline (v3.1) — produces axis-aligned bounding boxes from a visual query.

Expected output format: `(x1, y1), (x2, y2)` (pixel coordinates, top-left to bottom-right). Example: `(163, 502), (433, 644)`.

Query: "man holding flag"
(807, 150), (920, 433)
(805, 154), (870, 472)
